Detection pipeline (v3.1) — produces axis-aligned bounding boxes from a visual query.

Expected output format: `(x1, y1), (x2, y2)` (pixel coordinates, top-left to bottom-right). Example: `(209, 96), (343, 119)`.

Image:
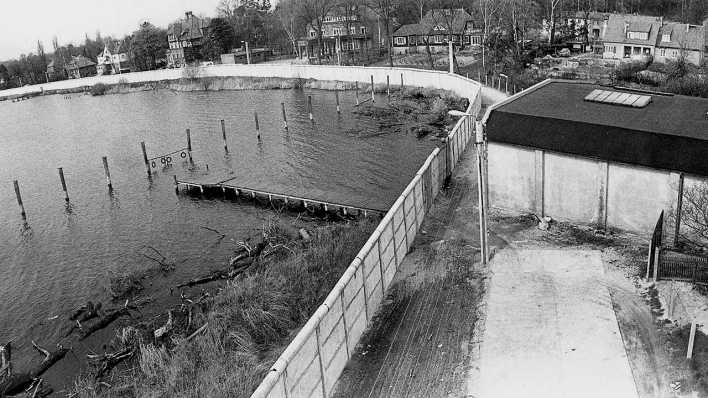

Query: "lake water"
(0, 88), (436, 382)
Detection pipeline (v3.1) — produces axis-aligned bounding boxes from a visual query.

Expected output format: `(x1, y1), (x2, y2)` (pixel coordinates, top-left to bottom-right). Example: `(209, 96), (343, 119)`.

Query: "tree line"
(1, 0), (705, 89)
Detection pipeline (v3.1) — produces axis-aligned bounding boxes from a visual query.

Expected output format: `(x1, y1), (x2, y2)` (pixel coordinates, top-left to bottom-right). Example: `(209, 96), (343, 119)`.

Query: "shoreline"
(1, 75), (459, 102)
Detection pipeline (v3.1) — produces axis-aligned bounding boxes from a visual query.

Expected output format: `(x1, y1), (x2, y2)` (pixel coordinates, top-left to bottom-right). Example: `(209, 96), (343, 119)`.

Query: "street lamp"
(241, 41), (251, 64)
(449, 110), (489, 264)
(499, 73), (509, 94)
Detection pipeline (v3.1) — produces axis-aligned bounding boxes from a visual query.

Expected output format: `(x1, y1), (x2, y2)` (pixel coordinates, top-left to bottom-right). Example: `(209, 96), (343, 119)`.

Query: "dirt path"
(331, 146), (493, 398)
(470, 249), (639, 398)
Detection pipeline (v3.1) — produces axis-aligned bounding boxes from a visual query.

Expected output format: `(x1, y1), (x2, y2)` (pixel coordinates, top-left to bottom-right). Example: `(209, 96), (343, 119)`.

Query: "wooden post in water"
(400, 73), (404, 90)
(335, 91), (341, 114)
(386, 75), (390, 99)
(140, 141), (150, 177)
(254, 112), (261, 141)
(13, 180), (26, 219)
(220, 119), (228, 153)
(281, 103), (288, 130)
(308, 96), (314, 121)
(186, 129), (193, 163)
(355, 82), (360, 106)
(58, 167), (69, 202)
(370, 75), (375, 103)
(173, 175), (179, 194)
(102, 156), (113, 190)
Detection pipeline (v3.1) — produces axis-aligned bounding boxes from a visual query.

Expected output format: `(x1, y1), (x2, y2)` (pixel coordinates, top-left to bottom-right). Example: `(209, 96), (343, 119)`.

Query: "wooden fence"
(649, 211), (708, 284)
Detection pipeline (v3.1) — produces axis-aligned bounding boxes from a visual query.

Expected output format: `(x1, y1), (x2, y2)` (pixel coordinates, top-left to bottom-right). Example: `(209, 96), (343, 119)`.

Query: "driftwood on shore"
(79, 308), (129, 340)
(0, 342), (68, 396)
(88, 348), (135, 379)
(176, 238), (268, 288)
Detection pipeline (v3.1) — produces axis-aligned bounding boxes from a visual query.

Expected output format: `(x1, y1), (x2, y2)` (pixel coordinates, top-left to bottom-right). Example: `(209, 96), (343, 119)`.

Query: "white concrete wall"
(607, 164), (675, 233)
(488, 142), (688, 236)
(544, 152), (604, 225)
(0, 64), (497, 105)
(250, 80), (480, 398)
(488, 143), (536, 213)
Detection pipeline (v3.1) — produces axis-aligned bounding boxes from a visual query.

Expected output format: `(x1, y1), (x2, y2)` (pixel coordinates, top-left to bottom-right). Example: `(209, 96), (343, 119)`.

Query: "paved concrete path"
(472, 249), (639, 398)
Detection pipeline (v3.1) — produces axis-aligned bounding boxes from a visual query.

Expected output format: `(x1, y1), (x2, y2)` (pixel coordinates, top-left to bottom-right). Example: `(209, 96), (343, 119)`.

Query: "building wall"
(603, 42), (655, 60)
(654, 49), (703, 66)
(487, 142), (689, 236)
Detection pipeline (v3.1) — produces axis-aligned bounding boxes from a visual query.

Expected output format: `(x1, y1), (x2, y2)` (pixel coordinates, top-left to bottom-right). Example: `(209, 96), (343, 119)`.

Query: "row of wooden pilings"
(10, 74), (408, 220)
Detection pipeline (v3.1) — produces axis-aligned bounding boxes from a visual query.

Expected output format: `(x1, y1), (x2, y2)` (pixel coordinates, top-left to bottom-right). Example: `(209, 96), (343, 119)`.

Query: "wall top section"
(0, 64), (483, 105)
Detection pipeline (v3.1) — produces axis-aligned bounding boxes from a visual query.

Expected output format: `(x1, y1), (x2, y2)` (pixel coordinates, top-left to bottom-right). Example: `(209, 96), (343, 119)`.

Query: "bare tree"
(429, 1), (470, 73)
(299, 0), (338, 62)
(275, 0), (303, 56)
(414, 0), (428, 22)
(677, 183), (708, 249)
(479, 0), (503, 70)
(548, 0), (563, 44)
(365, 0), (398, 67)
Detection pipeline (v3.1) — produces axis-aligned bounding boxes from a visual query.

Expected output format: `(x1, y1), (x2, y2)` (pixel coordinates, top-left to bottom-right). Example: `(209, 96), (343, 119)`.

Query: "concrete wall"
(250, 88), (481, 398)
(0, 64), (498, 105)
(487, 142), (687, 236)
(654, 49), (704, 66)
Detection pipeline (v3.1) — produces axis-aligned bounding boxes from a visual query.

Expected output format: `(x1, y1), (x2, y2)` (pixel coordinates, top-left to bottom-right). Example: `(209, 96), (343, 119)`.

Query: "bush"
(662, 75), (708, 98)
(611, 61), (648, 83)
(90, 82), (108, 96)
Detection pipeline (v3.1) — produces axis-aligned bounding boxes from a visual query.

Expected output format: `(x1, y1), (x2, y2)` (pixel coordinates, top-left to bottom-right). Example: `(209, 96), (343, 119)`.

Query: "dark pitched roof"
(603, 14), (662, 45)
(423, 8), (473, 34)
(393, 23), (431, 37)
(656, 23), (705, 51)
(485, 80), (708, 176)
(393, 9), (473, 37)
(168, 12), (209, 41)
(66, 55), (96, 69)
(561, 11), (610, 21)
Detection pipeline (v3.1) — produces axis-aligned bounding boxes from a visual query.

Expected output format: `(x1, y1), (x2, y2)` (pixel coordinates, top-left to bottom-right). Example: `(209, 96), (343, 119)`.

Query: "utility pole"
(475, 121), (489, 264)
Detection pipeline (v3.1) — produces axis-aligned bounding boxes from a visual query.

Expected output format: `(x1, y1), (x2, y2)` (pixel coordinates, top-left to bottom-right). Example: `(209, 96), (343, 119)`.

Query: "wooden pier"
(175, 175), (386, 218)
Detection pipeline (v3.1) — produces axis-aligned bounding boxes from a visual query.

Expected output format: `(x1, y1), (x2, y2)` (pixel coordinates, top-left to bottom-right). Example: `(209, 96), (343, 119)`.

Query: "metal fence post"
(340, 290), (350, 358)
(674, 173), (684, 247)
(377, 235), (386, 295)
(314, 325), (327, 397)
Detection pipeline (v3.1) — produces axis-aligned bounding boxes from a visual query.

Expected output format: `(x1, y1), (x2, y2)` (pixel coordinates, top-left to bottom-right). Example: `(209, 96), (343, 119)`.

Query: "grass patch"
(70, 218), (376, 397)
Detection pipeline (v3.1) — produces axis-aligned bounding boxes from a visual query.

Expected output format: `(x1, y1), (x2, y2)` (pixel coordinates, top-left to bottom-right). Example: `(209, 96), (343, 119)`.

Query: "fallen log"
(154, 311), (173, 339)
(88, 347), (134, 379)
(176, 270), (229, 288)
(77, 301), (102, 322)
(80, 308), (129, 340)
(0, 343), (68, 396)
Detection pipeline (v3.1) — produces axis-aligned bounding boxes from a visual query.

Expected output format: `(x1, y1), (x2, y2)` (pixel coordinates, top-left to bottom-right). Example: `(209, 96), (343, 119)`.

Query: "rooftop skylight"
(584, 89), (652, 108)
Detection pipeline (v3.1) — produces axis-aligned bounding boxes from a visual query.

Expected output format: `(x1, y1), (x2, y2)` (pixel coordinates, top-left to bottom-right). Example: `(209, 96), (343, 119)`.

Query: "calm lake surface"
(0, 88), (436, 380)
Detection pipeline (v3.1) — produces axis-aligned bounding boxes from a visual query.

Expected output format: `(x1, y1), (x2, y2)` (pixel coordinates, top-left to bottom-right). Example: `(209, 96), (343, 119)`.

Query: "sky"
(0, 0), (225, 61)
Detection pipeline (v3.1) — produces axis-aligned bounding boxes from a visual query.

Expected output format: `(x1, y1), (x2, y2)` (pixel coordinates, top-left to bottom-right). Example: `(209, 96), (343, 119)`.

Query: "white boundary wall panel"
(250, 68), (485, 398)
(2, 64), (485, 104)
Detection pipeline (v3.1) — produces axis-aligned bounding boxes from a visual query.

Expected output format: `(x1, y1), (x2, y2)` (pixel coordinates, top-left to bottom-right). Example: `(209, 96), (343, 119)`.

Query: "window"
(662, 33), (671, 42)
(627, 31), (649, 40)
(660, 48), (666, 56)
(434, 35), (443, 43)
(395, 37), (407, 45)
(360, 26), (366, 35)
(310, 30), (317, 38)
(333, 28), (342, 35)
(471, 36), (482, 45)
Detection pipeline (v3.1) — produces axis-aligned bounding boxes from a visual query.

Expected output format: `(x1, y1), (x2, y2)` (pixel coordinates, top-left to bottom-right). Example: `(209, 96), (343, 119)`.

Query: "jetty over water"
(175, 175), (387, 218)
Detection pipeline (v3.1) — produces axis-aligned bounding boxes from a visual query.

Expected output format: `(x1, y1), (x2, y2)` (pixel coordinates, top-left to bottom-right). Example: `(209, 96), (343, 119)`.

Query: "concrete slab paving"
(472, 249), (639, 398)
